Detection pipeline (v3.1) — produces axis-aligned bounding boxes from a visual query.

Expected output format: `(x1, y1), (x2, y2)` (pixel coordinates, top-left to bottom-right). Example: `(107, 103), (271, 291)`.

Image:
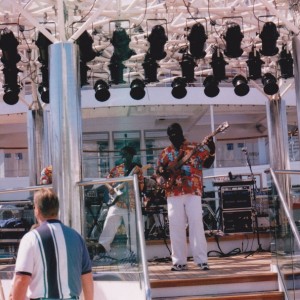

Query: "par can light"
(94, 80), (110, 102)
(171, 77), (187, 99)
(130, 79), (145, 100)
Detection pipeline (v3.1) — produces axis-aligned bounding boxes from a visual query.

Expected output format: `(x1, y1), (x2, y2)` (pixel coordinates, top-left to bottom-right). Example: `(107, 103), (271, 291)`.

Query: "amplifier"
(221, 185), (252, 209)
(222, 210), (253, 233)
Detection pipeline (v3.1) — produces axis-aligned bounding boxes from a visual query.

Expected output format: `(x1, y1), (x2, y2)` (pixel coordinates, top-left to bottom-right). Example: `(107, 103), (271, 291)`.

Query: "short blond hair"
(34, 188), (59, 218)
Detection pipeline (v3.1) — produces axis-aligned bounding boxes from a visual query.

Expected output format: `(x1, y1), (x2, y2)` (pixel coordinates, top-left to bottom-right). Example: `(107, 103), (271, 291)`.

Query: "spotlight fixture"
(246, 47), (265, 80)
(187, 23), (207, 59)
(147, 25), (168, 61)
(180, 53), (196, 83)
(142, 53), (159, 83)
(210, 47), (228, 81)
(278, 45), (293, 79)
(262, 73), (279, 95)
(130, 79), (145, 100)
(36, 31), (52, 103)
(76, 30), (98, 86)
(171, 77), (187, 99)
(259, 21), (279, 56)
(2, 67), (20, 105)
(76, 30), (98, 63)
(232, 75), (249, 96)
(203, 75), (220, 98)
(0, 28), (21, 105)
(111, 26), (136, 62)
(109, 56), (125, 84)
(223, 22), (244, 58)
(94, 79), (110, 102)
(0, 28), (21, 66)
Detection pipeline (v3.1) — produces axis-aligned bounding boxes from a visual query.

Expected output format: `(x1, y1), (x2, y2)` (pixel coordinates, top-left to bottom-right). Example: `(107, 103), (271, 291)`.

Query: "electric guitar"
(105, 164), (152, 207)
(160, 121), (229, 188)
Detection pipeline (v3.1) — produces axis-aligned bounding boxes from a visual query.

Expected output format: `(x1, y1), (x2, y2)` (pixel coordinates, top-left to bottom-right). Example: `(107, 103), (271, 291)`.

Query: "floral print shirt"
(157, 141), (211, 197)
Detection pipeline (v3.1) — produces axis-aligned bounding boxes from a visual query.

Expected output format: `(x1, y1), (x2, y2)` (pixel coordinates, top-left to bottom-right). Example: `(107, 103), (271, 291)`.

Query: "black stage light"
(246, 47), (265, 80)
(0, 29), (21, 105)
(224, 22), (244, 58)
(111, 27), (136, 62)
(232, 75), (249, 96)
(171, 77), (187, 99)
(76, 30), (98, 63)
(130, 79), (145, 100)
(109, 57), (126, 84)
(262, 73), (279, 95)
(0, 28), (21, 66)
(38, 65), (49, 103)
(259, 21), (279, 56)
(142, 53), (159, 83)
(180, 53), (196, 83)
(76, 30), (99, 86)
(210, 48), (228, 81)
(203, 75), (220, 98)
(147, 25), (168, 61)
(187, 23), (207, 59)
(36, 30), (52, 65)
(94, 79), (110, 102)
(278, 45), (293, 79)
(2, 67), (20, 105)
(36, 32), (52, 103)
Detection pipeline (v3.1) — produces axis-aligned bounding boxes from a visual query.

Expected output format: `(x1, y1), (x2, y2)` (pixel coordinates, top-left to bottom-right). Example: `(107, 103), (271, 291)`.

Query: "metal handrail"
(77, 175), (152, 300)
(0, 184), (52, 194)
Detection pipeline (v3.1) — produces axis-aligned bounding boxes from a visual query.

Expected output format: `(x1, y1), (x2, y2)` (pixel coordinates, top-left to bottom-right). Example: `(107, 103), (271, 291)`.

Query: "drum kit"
(141, 177), (169, 240)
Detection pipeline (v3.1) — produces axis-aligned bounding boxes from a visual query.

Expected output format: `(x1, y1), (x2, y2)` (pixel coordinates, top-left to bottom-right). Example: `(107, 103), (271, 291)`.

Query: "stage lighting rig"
(232, 75), (249, 96)
(94, 79), (110, 102)
(278, 45), (293, 79)
(259, 21), (279, 56)
(262, 73), (279, 95)
(246, 47), (265, 80)
(171, 77), (187, 99)
(203, 75), (220, 98)
(130, 79), (145, 100)
(36, 31), (52, 104)
(0, 28), (21, 105)
(210, 47), (228, 81)
(142, 53), (159, 83)
(187, 23), (207, 59)
(180, 53), (196, 83)
(147, 24), (168, 61)
(223, 22), (244, 58)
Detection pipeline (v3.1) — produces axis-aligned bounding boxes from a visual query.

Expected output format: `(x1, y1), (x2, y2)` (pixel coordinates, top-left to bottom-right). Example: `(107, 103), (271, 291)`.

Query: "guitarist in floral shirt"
(157, 123), (215, 271)
(96, 146), (144, 257)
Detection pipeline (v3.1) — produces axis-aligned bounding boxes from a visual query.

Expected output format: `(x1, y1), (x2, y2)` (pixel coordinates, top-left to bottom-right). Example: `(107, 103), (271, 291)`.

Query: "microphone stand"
(243, 149), (265, 257)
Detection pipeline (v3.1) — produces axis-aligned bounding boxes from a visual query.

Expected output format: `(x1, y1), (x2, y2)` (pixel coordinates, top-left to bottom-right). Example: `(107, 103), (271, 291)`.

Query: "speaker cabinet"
(222, 209), (253, 233)
(221, 185), (252, 209)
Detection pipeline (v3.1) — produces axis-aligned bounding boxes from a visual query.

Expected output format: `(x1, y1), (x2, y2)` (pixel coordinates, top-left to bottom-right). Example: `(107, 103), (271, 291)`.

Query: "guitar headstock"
(216, 121), (229, 134)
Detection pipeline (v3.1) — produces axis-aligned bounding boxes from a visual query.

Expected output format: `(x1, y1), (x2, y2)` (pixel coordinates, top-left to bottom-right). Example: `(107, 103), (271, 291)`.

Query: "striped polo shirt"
(15, 219), (92, 299)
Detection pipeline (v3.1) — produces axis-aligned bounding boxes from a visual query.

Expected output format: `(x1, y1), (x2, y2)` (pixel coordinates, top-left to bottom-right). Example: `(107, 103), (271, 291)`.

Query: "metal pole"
(49, 42), (83, 232)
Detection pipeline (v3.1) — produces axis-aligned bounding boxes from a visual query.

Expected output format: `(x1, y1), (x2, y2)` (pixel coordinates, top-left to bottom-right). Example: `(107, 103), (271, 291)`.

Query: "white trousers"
(98, 205), (137, 253)
(167, 194), (207, 265)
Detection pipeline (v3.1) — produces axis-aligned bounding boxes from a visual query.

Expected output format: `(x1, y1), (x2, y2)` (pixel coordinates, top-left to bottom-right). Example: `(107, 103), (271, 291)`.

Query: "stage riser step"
(151, 274), (278, 298)
(152, 291), (284, 300)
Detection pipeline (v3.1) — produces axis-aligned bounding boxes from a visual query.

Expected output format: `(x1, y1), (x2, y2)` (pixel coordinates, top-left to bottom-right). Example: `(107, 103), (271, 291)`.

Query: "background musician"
(96, 146), (144, 258)
(157, 122), (215, 271)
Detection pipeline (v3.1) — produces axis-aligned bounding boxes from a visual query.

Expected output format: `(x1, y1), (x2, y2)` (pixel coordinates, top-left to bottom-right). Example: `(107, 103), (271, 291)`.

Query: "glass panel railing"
(80, 175), (151, 300)
(0, 185), (44, 300)
(268, 169), (300, 300)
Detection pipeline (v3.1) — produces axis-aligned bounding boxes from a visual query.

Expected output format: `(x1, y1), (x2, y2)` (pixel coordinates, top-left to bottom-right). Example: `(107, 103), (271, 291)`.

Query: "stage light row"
(93, 73), (279, 101)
